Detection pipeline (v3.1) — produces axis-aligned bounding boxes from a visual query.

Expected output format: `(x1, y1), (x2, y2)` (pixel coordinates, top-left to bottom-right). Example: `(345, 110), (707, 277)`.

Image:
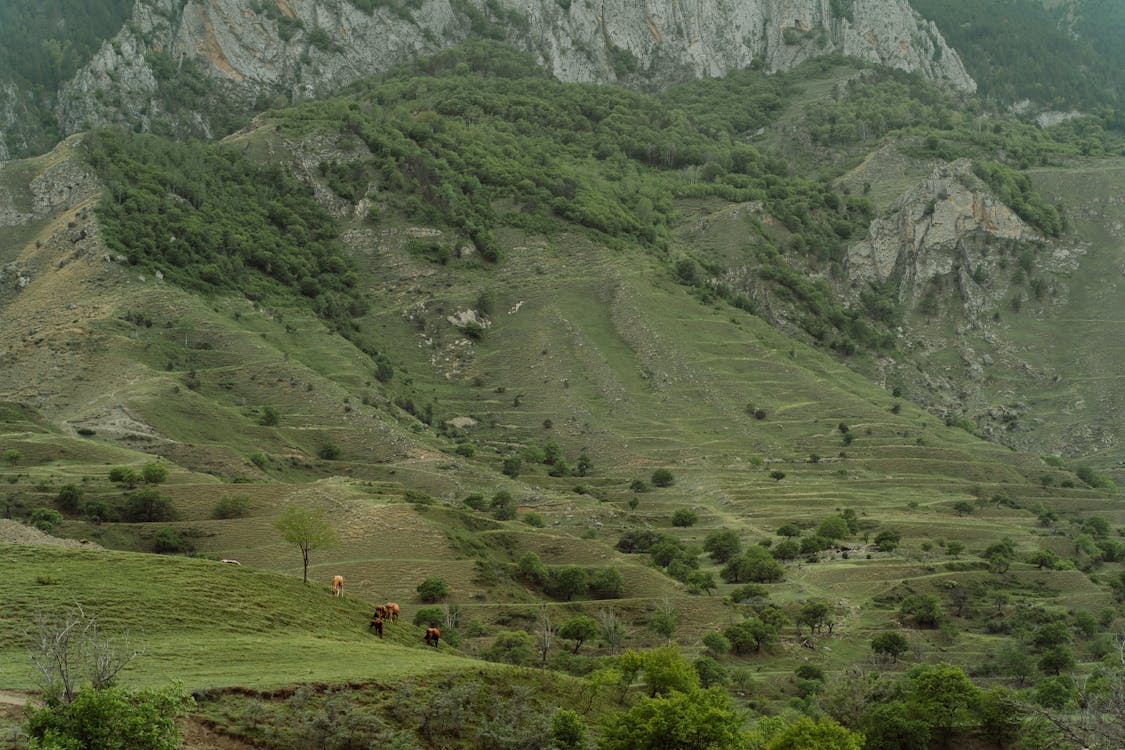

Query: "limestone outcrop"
(51, 0), (974, 144)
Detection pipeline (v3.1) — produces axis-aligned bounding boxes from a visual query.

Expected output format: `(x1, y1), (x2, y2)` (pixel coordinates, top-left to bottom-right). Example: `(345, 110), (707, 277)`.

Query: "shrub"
(123, 488), (174, 523)
(142, 463), (168, 484)
(153, 528), (192, 554)
(413, 606), (444, 627)
(671, 508), (698, 527)
(589, 567), (625, 599)
(651, 469), (675, 487)
(258, 406), (280, 426)
(464, 492), (487, 510)
(55, 484), (85, 513)
(30, 507), (64, 532)
(454, 442), (476, 457)
(211, 494), (251, 519)
(25, 684), (191, 750)
(522, 512), (546, 528)
(416, 577), (450, 602)
(317, 443), (341, 460)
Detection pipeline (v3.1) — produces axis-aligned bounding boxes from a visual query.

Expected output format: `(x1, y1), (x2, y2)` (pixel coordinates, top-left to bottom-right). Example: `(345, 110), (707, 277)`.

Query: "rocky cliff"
(49, 0), (973, 146)
(846, 159), (1053, 320)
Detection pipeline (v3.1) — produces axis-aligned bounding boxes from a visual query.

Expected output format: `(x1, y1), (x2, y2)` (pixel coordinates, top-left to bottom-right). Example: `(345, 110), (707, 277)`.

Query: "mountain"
(1, 6), (1124, 749)
(2, 0), (974, 159)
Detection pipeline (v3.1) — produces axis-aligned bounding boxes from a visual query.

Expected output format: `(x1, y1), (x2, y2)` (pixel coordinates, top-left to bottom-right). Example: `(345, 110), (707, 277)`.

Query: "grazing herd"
(330, 576), (437, 647)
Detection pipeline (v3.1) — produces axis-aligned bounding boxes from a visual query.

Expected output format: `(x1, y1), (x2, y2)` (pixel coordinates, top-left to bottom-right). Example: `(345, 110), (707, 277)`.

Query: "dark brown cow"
(373, 605), (388, 620)
(369, 616), (384, 638)
(424, 627), (441, 647)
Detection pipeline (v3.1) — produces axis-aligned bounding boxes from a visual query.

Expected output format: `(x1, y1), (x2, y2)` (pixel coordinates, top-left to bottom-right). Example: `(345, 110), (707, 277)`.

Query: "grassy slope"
(0, 543), (476, 692)
(0, 86), (1120, 722)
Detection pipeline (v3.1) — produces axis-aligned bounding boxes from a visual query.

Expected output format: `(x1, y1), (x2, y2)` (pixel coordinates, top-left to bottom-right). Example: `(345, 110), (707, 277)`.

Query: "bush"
(55, 484), (85, 513)
(522, 512), (546, 528)
(123, 488), (174, 523)
(25, 684), (192, 750)
(651, 469), (675, 487)
(416, 577), (450, 602)
(464, 492), (487, 510)
(671, 508), (698, 527)
(153, 528), (193, 554)
(30, 507), (64, 532)
(413, 606), (444, 627)
(211, 494), (251, 520)
(142, 463), (168, 484)
(317, 442), (341, 460)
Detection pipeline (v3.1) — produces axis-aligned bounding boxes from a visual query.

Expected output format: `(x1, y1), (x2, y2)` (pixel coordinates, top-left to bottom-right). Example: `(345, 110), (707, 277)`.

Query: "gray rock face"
(846, 159), (1037, 319)
(54, 0), (974, 140)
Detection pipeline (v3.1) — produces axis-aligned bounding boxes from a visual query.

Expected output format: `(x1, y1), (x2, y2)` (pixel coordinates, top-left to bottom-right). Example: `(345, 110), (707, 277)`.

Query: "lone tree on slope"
(275, 503), (338, 584)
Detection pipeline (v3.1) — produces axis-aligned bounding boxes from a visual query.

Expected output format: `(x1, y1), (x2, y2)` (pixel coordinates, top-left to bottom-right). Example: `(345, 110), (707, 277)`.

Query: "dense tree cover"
(0, 1), (134, 90)
(84, 130), (366, 331)
(912, 0), (1123, 117)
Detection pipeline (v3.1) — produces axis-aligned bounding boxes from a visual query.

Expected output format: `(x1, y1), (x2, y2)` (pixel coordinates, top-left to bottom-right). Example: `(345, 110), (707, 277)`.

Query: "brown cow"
(424, 627), (441, 647)
(386, 602), (400, 623)
(331, 575), (344, 597)
(369, 616), (384, 638)
(373, 605), (388, 620)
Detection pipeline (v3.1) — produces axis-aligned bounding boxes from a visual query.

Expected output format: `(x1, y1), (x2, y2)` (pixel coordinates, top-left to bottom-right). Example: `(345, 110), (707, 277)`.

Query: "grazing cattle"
(373, 605), (388, 620)
(331, 575), (344, 597)
(386, 602), (400, 623)
(369, 616), (384, 638)
(424, 627), (441, 647)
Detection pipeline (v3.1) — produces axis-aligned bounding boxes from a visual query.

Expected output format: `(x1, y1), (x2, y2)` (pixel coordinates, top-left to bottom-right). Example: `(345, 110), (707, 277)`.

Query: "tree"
(109, 466), (142, 489)
(123, 488), (173, 522)
(874, 529), (901, 552)
(549, 708), (589, 750)
(2, 448), (22, 465)
(769, 470), (786, 482)
(274, 503), (337, 584)
(597, 608), (627, 654)
(559, 615), (598, 654)
(816, 516), (851, 541)
(704, 529), (742, 563)
(55, 484), (84, 514)
(671, 508), (698, 527)
(548, 566), (588, 601)
(638, 646), (700, 697)
(748, 715), (864, 750)
(649, 599), (679, 643)
(483, 630), (535, 665)
(907, 663), (981, 750)
(589, 567), (625, 599)
(142, 462), (168, 484)
(872, 631), (909, 664)
(945, 541), (965, 558)
(651, 469), (675, 487)
(28, 603), (143, 705)
(859, 700), (930, 750)
(721, 546), (783, 583)
(416, 577), (450, 602)
(777, 523), (802, 538)
(599, 687), (743, 750)
(900, 594), (943, 628)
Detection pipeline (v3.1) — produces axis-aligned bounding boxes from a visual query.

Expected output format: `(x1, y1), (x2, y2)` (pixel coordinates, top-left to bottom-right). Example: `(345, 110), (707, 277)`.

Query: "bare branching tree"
(28, 602), (143, 704)
(536, 605), (556, 664)
(597, 608), (626, 654)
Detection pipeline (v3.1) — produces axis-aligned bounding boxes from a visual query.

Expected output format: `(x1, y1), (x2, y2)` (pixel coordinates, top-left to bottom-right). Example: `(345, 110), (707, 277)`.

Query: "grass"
(0, 543), (476, 692)
(0, 82), (1121, 736)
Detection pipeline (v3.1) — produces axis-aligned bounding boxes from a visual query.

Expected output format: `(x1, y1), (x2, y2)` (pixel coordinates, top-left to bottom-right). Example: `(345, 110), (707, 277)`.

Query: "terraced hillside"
(0, 46), (1123, 749)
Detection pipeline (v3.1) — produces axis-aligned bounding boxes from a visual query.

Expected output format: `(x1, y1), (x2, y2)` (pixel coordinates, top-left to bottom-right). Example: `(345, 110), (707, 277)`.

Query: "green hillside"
(0, 36), (1123, 750)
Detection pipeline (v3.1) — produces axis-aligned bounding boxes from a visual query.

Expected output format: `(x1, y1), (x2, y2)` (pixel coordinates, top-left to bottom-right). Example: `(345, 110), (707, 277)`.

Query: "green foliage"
(211, 494), (251, 520)
(141, 463), (168, 485)
(973, 162), (1063, 237)
(871, 631), (909, 662)
(55, 485), (84, 514)
(671, 508), (698, 527)
(412, 606), (443, 627)
(548, 708), (589, 750)
(123, 489), (173, 523)
(25, 683), (192, 750)
(274, 503), (338, 584)
(30, 507), (64, 532)
(911, 0), (1123, 114)
(546, 566), (588, 601)
(721, 546), (784, 583)
(558, 615), (598, 654)
(317, 443), (342, 460)
(482, 630), (535, 665)
(747, 715), (864, 750)
(2, 448), (23, 465)
(899, 594), (942, 628)
(600, 686), (743, 750)
(697, 528), (742, 562)
(650, 469), (675, 487)
(152, 528), (192, 554)
(84, 130), (365, 332)
(416, 576), (450, 602)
